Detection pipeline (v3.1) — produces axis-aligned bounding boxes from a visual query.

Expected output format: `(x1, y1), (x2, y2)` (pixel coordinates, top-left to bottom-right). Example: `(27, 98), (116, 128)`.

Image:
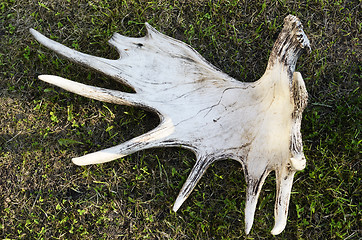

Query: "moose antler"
(30, 15), (310, 235)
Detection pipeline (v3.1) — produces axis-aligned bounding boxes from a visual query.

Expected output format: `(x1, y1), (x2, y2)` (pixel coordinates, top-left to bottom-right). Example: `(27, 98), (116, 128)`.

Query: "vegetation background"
(0, 0), (360, 239)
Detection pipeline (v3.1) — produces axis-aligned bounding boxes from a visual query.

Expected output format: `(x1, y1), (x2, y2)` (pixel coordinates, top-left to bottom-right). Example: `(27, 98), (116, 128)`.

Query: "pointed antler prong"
(271, 169), (296, 235)
(173, 155), (218, 212)
(30, 28), (135, 89)
(38, 75), (144, 107)
(72, 117), (175, 166)
(244, 169), (271, 234)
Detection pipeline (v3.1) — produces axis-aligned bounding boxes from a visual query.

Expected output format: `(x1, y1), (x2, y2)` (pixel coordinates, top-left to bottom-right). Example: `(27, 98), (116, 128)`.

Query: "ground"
(0, 0), (360, 239)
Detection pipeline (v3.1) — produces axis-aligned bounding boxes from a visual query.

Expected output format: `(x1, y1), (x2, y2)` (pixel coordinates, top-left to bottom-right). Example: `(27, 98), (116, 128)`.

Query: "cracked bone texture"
(30, 14), (310, 235)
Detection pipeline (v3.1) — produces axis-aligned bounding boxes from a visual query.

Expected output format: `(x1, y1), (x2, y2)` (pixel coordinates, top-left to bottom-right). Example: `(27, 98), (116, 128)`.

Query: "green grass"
(0, 0), (360, 239)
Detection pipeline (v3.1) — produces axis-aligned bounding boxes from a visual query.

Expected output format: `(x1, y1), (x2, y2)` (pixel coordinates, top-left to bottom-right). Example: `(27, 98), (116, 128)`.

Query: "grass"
(0, 0), (360, 239)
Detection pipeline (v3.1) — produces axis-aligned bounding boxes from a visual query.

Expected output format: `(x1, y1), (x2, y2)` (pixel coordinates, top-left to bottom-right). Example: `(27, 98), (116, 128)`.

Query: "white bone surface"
(30, 14), (310, 235)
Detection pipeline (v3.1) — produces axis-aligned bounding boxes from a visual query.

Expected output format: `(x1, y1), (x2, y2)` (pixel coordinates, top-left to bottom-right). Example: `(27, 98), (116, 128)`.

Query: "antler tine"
(30, 29), (135, 89)
(72, 117), (175, 166)
(271, 169), (296, 235)
(173, 154), (219, 212)
(244, 170), (271, 234)
(38, 75), (146, 107)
